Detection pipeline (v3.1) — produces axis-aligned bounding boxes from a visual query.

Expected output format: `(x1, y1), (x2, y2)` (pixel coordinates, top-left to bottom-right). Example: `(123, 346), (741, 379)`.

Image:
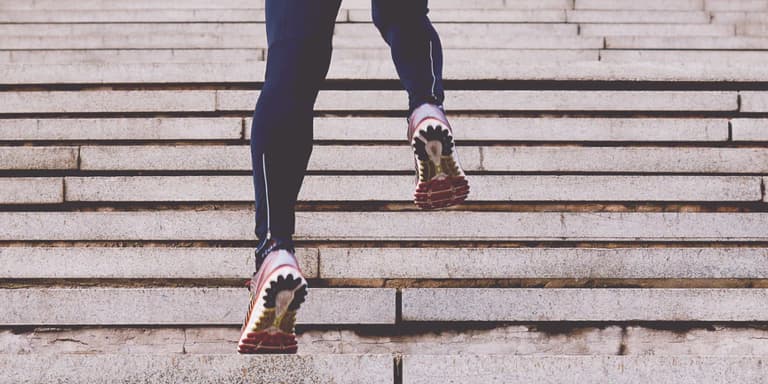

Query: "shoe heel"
(237, 269), (308, 354)
(411, 122), (470, 209)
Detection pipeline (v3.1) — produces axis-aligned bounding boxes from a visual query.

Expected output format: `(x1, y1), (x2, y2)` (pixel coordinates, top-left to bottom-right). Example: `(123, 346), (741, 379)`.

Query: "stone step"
(711, 11), (768, 23)
(0, 287), (395, 325)
(1, 117), (730, 142)
(0, 90), (739, 114)
(402, 288), (768, 321)
(0, 247), (318, 279)
(2, 246), (766, 279)
(6, 324), (768, 355)
(732, 118), (768, 140)
(566, 10), (710, 23)
(599, 49), (768, 63)
(606, 36), (768, 49)
(3, 145), (766, 173)
(0, 48), (600, 64)
(2, 354), (766, 383)
(403, 355), (768, 383)
(69, 145), (768, 173)
(705, 0), (768, 11)
(53, 175), (760, 203)
(9, 61), (768, 83)
(580, 23), (735, 36)
(1, 211), (766, 241)
(0, 178), (63, 204)
(0, 354), (393, 384)
(575, 0), (704, 11)
(3, 287), (766, 325)
(737, 23), (768, 36)
(0, 147), (78, 170)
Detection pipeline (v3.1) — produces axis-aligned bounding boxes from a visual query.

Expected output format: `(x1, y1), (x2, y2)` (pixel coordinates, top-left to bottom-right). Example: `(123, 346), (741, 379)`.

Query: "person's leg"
(251, 0), (342, 252)
(371, 0), (470, 209)
(371, 0), (444, 116)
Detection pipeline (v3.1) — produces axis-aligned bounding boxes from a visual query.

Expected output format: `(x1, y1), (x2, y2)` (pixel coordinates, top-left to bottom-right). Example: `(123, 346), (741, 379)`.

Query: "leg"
(371, 0), (444, 115)
(372, 0), (470, 209)
(251, 0), (342, 248)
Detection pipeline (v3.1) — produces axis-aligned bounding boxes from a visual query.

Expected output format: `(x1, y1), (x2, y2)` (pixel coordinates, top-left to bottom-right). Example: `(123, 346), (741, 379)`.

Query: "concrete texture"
(401, 288), (768, 321)
(731, 118), (768, 140)
(0, 178), (62, 204)
(319, 247), (768, 279)
(0, 117), (241, 140)
(403, 355), (768, 384)
(0, 287), (395, 325)
(0, 90), (215, 113)
(0, 246), (318, 279)
(0, 354), (393, 384)
(0, 147), (78, 170)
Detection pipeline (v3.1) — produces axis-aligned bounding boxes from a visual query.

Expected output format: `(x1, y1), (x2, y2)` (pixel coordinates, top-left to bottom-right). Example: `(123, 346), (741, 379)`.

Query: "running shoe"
(407, 103), (470, 209)
(237, 237), (309, 354)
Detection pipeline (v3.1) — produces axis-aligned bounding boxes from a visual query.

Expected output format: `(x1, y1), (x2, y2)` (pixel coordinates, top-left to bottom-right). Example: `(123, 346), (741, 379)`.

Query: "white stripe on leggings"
(262, 152), (271, 239)
(429, 41), (436, 99)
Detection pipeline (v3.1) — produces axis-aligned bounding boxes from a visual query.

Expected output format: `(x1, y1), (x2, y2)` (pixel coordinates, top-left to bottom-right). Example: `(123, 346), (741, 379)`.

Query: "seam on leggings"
(262, 152), (271, 239)
(428, 40), (436, 99)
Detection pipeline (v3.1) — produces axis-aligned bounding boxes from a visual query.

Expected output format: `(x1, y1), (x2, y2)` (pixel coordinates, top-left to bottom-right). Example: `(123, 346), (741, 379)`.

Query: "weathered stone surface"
(0, 288), (395, 325)
(624, 325), (768, 355)
(731, 118), (768, 140)
(1, 211), (767, 241)
(63, 175), (761, 202)
(740, 92), (768, 112)
(0, 147), (78, 170)
(0, 118), (241, 140)
(711, 11), (768, 23)
(0, 328), (185, 355)
(579, 24), (736, 36)
(566, 10), (709, 23)
(186, 325), (624, 355)
(0, 247), (318, 279)
(0, 178), (62, 204)
(706, 0), (768, 11)
(319, 247), (768, 279)
(576, 0), (703, 10)
(401, 288), (768, 321)
(0, 354), (393, 384)
(0, 48), (265, 64)
(607, 36), (768, 49)
(479, 146), (768, 173)
(403, 355), (768, 383)
(581, 23), (734, 37)
(600, 49), (768, 63)
(0, 90), (215, 113)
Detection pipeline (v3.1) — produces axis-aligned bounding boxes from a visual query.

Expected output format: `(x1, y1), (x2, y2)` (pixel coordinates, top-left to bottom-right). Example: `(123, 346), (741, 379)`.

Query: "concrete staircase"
(1, 0), (768, 382)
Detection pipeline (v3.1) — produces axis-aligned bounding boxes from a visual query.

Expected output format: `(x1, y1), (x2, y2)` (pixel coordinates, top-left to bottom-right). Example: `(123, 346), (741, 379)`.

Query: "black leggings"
(251, 0), (445, 243)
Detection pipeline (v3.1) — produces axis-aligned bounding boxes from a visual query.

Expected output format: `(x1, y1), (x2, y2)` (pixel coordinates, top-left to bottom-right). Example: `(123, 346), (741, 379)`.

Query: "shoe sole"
(237, 266), (308, 354)
(411, 121), (470, 209)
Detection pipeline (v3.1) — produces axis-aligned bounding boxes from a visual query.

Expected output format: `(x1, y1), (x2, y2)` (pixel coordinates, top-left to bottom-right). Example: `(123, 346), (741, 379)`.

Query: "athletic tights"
(251, 0), (445, 245)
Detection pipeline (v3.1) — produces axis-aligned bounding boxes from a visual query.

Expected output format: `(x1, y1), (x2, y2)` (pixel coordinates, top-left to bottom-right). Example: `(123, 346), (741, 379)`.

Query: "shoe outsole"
(411, 122), (470, 209)
(237, 269), (308, 354)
